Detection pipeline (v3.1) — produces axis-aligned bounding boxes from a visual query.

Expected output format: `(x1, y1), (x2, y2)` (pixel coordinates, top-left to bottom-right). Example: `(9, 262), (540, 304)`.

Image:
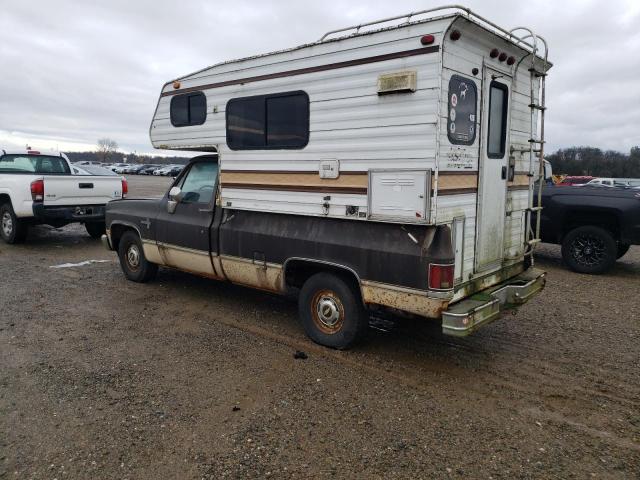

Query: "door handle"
(501, 166), (507, 180)
(198, 208), (214, 213)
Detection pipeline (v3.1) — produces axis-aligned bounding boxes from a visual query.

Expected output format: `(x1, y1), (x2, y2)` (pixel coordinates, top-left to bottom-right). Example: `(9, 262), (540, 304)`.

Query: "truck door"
(156, 160), (221, 278)
(475, 68), (512, 272)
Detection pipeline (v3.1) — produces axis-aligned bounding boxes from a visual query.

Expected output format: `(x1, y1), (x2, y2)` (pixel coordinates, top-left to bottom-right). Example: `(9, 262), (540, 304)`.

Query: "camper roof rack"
(319, 4), (544, 57)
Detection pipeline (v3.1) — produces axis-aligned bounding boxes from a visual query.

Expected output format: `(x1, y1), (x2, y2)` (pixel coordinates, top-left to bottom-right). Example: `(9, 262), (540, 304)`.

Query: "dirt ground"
(1, 175), (639, 479)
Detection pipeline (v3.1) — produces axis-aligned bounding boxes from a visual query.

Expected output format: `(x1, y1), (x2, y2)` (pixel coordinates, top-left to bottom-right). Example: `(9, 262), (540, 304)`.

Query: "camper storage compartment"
(367, 169), (431, 223)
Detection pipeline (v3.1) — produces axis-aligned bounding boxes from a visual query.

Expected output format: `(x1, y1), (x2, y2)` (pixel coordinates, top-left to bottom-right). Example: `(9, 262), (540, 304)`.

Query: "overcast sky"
(1, 0), (638, 156)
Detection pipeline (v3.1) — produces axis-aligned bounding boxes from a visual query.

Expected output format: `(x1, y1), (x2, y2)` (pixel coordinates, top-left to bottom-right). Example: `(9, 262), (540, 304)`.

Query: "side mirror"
(167, 186), (183, 214)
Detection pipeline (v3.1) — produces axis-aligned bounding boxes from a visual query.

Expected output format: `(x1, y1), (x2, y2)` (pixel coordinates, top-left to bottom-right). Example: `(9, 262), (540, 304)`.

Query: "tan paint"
(220, 255), (284, 294)
(435, 172), (478, 191)
(360, 280), (449, 319)
(508, 173), (530, 188)
(220, 171), (368, 190)
(141, 240), (164, 265)
(157, 242), (223, 279)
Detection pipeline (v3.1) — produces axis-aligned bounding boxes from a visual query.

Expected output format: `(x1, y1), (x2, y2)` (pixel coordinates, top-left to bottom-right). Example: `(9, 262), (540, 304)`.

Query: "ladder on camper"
(509, 28), (549, 255)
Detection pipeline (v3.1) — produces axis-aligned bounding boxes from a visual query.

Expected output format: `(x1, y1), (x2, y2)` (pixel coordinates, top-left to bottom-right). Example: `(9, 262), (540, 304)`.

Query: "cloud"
(0, 0), (637, 155)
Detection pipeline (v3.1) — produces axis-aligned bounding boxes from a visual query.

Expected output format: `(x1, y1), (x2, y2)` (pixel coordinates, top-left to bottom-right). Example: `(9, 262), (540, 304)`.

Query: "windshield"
(0, 154), (71, 174)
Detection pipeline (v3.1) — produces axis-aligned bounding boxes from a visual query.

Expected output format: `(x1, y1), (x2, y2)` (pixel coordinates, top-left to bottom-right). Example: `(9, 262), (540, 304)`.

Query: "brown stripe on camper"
(220, 171), (368, 195)
(435, 171), (478, 195)
(162, 45), (440, 97)
(508, 173), (531, 188)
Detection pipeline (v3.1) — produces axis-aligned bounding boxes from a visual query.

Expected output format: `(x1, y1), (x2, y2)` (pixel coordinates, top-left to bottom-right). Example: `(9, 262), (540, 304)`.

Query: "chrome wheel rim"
(311, 290), (344, 334)
(1, 212), (13, 237)
(127, 244), (141, 269)
(571, 234), (606, 267)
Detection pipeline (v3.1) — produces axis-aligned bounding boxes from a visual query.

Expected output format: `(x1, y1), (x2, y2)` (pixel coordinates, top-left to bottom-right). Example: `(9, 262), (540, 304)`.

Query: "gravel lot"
(1, 175), (639, 479)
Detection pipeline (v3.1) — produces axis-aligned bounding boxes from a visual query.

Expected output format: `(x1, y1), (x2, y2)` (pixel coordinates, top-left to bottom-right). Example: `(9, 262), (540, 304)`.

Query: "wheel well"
(0, 194), (10, 207)
(562, 211), (620, 241)
(284, 259), (361, 293)
(109, 224), (139, 251)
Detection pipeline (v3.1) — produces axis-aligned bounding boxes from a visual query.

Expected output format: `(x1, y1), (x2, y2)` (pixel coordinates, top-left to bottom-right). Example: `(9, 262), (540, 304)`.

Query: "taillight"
(30, 179), (44, 202)
(428, 263), (454, 290)
(121, 178), (128, 197)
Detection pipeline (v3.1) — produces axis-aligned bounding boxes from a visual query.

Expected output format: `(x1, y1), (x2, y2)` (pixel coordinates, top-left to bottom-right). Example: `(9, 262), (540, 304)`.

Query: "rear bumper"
(441, 267), (546, 337)
(32, 204), (106, 224)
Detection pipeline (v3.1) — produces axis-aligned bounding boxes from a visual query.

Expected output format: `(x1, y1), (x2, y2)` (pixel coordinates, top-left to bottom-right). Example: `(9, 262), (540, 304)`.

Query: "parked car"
(557, 175), (595, 186)
(110, 163), (129, 174)
(153, 165), (178, 176)
(167, 165), (184, 177)
(72, 165), (118, 176)
(0, 150), (127, 242)
(138, 164), (161, 175)
(584, 178), (630, 188)
(535, 183), (640, 273)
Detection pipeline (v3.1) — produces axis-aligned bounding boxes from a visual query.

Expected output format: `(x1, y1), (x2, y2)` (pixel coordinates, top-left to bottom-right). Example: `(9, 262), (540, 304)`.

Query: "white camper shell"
(150, 6), (550, 292)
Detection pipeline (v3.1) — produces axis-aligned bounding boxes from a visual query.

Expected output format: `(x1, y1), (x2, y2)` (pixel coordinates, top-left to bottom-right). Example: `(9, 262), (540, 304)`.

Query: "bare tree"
(96, 138), (119, 162)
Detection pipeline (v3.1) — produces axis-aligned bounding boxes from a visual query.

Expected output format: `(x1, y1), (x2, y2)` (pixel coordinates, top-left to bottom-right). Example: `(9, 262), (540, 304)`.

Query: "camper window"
(170, 92), (207, 127)
(487, 82), (509, 158)
(226, 91), (309, 150)
(447, 75), (477, 146)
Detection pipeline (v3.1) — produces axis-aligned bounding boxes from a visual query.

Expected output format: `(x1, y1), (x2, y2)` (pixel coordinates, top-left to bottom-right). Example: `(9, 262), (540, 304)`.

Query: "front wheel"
(0, 203), (28, 244)
(561, 226), (617, 274)
(298, 272), (368, 350)
(85, 221), (106, 239)
(117, 231), (158, 282)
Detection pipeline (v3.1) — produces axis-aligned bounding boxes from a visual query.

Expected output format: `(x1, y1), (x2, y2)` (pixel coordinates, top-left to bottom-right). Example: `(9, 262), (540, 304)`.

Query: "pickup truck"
(0, 150), (127, 243)
(536, 183), (640, 273)
(103, 155), (546, 349)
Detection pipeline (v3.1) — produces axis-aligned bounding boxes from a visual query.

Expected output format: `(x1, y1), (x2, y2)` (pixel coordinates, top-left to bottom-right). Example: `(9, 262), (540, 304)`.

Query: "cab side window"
(178, 162), (219, 204)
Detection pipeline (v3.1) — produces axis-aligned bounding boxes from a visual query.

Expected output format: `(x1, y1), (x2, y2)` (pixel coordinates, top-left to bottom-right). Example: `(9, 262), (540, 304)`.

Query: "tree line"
(546, 146), (640, 178)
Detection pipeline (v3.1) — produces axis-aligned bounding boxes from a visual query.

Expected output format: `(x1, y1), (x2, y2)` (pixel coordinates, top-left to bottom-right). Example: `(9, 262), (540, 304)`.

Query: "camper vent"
(377, 71), (417, 95)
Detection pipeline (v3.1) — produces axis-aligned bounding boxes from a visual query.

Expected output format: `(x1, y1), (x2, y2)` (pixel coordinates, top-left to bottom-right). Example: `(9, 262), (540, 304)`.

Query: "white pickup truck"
(0, 150), (127, 243)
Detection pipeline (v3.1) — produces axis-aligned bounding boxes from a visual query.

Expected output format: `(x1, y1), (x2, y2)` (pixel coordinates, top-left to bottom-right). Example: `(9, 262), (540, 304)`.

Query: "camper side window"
(170, 92), (207, 127)
(226, 91), (309, 150)
(447, 75), (477, 146)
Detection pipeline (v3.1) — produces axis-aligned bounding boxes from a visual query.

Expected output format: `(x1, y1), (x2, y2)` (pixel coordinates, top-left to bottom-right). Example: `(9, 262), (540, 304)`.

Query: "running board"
(441, 268), (546, 337)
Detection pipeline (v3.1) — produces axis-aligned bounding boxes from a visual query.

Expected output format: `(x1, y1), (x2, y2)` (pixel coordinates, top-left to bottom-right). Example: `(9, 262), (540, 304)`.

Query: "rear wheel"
(0, 203), (28, 244)
(617, 243), (631, 259)
(117, 230), (158, 282)
(561, 226), (617, 274)
(85, 221), (106, 239)
(298, 272), (368, 349)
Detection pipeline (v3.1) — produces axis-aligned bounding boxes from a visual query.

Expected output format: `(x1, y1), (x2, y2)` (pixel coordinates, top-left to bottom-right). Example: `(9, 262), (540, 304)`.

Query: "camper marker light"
(420, 34), (435, 45)
(490, 48), (499, 58)
(499, 52), (507, 62)
(507, 56), (516, 65)
(449, 30), (461, 41)
(121, 178), (128, 198)
(172, 81), (181, 89)
(30, 179), (44, 202)
(27, 150), (41, 155)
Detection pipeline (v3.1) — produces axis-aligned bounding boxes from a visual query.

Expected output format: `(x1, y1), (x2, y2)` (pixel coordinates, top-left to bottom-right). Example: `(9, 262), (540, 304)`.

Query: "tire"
(561, 226), (617, 274)
(0, 202), (28, 244)
(298, 272), (368, 350)
(617, 243), (631, 260)
(117, 230), (158, 282)
(85, 221), (106, 239)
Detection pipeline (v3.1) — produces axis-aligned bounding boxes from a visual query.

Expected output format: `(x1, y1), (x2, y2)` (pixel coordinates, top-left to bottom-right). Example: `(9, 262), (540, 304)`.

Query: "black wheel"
(117, 230), (158, 282)
(561, 226), (617, 274)
(85, 221), (105, 239)
(0, 203), (28, 244)
(617, 243), (631, 260)
(298, 272), (368, 349)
